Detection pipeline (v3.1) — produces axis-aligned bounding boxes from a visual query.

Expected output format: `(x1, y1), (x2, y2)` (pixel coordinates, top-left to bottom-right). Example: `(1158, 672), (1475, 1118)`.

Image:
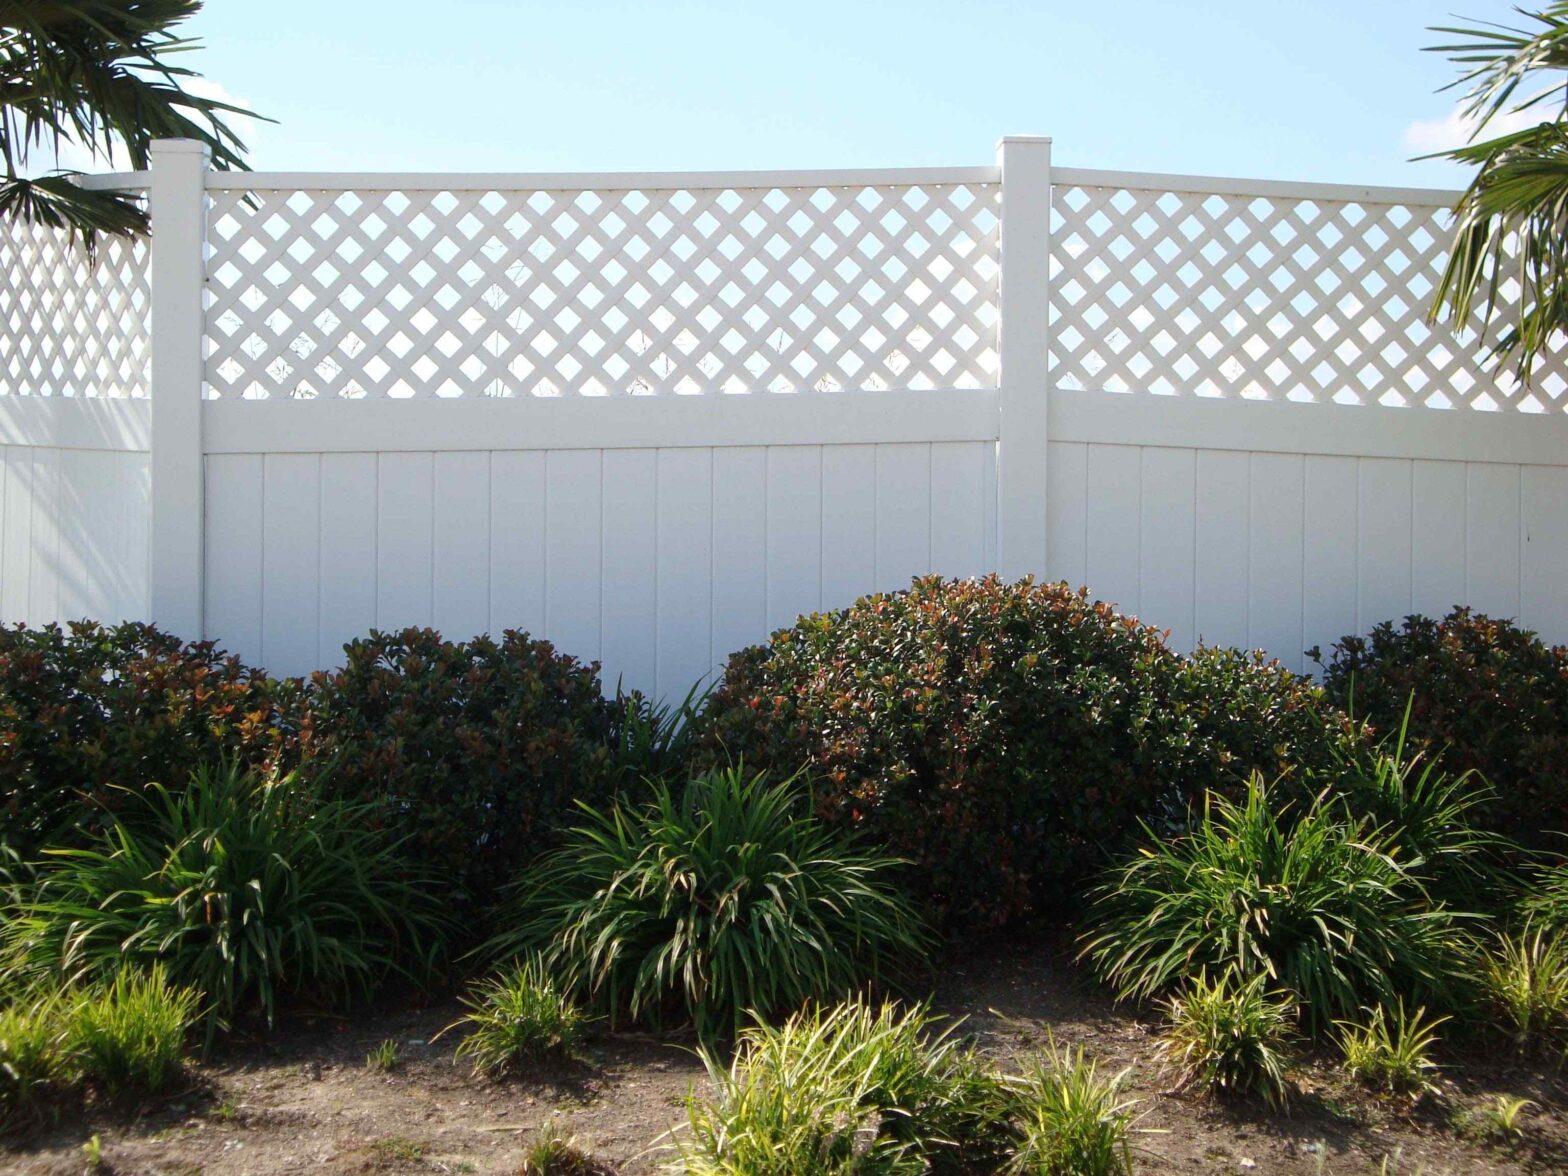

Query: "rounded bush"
(299, 627), (618, 908)
(3, 762), (450, 1036)
(1311, 607), (1568, 847)
(486, 766), (928, 1040)
(698, 575), (1349, 929)
(0, 621), (301, 858)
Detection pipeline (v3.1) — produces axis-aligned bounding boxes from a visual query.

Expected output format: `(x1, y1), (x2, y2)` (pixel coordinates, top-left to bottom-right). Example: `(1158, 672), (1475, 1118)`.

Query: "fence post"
(995, 135), (1052, 580)
(148, 139), (209, 639)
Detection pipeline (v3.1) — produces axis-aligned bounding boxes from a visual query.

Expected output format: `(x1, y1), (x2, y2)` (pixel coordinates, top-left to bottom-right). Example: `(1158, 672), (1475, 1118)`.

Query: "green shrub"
(1081, 777), (1467, 1033)
(63, 965), (199, 1097)
(0, 621), (301, 858)
(486, 767), (926, 1040)
(1480, 925), (1568, 1051)
(1334, 1001), (1445, 1096)
(3, 762), (449, 1037)
(442, 958), (589, 1077)
(1311, 608), (1568, 847)
(300, 627), (617, 910)
(676, 1000), (1009, 1176)
(1157, 971), (1295, 1107)
(697, 575), (1350, 929)
(0, 988), (66, 1124)
(1004, 1040), (1136, 1176)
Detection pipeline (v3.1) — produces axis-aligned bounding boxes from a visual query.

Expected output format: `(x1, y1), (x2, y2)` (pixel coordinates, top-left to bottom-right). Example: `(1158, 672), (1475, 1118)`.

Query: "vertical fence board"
(1, 449), (27, 623)
(1302, 455), (1359, 663)
(1357, 458), (1414, 631)
(376, 451), (435, 631)
(656, 448), (713, 702)
(765, 446), (822, 631)
(1046, 441), (1087, 588)
(55, 448), (90, 623)
(930, 442), (989, 578)
(318, 453), (377, 666)
(544, 449), (602, 663)
(711, 446), (767, 667)
(1194, 449), (1250, 650)
(27, 447), (59, 625)
(1466, 463), (1522, 619)
(489, 451), (547, 636)
(1139, 447), (1196, 651)
(204, 453), (263, 658)
(820, 444), (876, 609)
(1411, 460), (1467, 620)
(1247, 453), (1305, 669)
(601, 448), (659, 694)
(874, 443), (931, 589)
(432, 451), (492, 641)
(1085, 443), (1142, 617)
(261, 453), (321, 675)
(1523, 466), (1568, 638)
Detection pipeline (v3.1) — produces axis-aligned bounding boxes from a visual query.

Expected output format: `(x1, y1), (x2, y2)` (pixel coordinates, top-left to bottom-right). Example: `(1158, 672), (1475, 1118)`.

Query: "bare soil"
(6, 938), (1567, 1176)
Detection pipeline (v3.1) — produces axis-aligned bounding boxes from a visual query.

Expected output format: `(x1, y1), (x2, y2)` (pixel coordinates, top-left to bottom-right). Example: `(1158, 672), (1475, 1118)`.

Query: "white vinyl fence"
(2, 137), (1566, 697)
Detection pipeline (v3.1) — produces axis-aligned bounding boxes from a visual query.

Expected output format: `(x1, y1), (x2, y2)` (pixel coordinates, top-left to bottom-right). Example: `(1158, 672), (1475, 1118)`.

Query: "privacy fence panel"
(0, 140), (1565, 695)
(0, 175), (152, 630)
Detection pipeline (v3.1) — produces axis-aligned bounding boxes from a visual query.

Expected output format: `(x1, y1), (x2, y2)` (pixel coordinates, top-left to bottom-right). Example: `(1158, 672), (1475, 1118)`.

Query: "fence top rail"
(1052, 165), (1461, 208)
(64, 165), (1462, 208)
(72, 171), (150, 191)
(200, 164), (1003, 193)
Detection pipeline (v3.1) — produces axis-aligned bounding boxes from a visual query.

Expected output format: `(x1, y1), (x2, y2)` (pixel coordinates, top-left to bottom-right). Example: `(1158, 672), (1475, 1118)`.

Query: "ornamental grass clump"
(1334, 1000), (1447, 1096)
(0, 988), (67, 1126)
(1321, 721), (1508, 909)
(1004, 1040), (1137, 1176)
(1520, 858), (1568, 933)
(1081, 776), (1468, 1034)
(1, 967), (199, 1125)
(1157, 971), (1295, 1107)
(1480, 924), (1568, 1052)
(486, 766), (927, 1041)
(62, 965), (200, 1098)
(2, 762), (450, 1038)
(442, 957), (589, 1078)
(675, 999), (1009, 1176)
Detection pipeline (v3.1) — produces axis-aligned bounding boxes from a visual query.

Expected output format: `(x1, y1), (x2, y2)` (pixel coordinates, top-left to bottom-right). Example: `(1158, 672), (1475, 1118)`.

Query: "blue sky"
(181, 1), (1523, 188)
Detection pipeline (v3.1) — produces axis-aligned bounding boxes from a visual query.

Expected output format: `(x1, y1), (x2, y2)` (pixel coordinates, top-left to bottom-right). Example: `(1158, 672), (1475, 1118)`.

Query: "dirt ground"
(6, 937), (1567, 1176)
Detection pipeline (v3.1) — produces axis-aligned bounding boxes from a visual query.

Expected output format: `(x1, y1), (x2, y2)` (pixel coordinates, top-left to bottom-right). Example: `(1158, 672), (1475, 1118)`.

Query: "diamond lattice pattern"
(204, 183), (1000, 399)
(1049, 184), (1568, 411)
(0, 211), (150, 397)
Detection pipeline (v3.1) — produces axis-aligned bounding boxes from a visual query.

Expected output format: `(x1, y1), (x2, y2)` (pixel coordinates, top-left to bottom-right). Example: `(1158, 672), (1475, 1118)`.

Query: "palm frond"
(0, 1), (264, 246)
(1426, 8), (1568, 383)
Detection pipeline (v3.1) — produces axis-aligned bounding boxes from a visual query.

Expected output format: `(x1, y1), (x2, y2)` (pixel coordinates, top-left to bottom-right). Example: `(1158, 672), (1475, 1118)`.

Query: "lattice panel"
(1050, 184), (1568, 411)
(205, 183), (999, 399)
(0, 210), (150, 397)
